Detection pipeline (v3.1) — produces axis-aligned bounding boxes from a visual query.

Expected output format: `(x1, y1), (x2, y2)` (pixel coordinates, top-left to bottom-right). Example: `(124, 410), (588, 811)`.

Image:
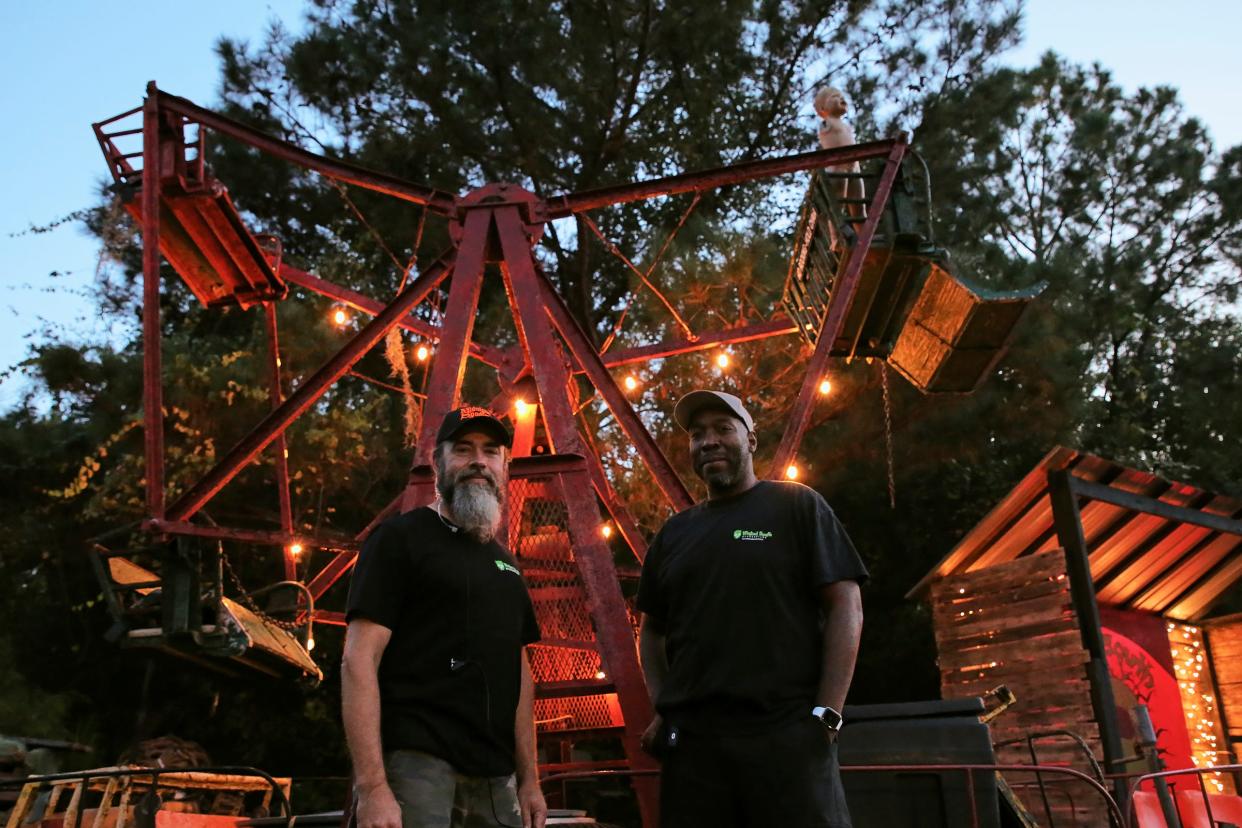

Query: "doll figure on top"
(813, 86), (865, 220)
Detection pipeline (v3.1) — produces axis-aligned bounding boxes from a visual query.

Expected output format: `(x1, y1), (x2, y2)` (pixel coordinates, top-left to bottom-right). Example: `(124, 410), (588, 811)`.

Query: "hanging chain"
(881, 362), (896, 509)
(218, 544), (302, 632)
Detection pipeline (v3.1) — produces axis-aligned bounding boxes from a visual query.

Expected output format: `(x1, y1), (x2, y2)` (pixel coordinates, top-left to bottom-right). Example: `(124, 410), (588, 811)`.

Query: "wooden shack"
(909, 447), (1242, 820)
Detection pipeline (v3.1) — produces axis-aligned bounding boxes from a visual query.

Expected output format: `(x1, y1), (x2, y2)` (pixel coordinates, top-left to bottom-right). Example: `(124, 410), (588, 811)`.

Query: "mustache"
(451, 464), (499, 488)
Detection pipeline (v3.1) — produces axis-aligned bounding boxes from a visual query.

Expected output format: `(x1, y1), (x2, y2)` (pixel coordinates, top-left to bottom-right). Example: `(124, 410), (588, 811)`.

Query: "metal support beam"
(536, 269), (694, 512)
(144, 520), (357, 552)
(1048, 469), (1128, 807)
(546, 138), (903, 218)
(593, 316), (798, 370)
(164, 254), (453, 523)
(157, 90), (456, 215)
(582, 447), (648, 564)
(141, 83), (165, 520)
(495, 206), (659, 826)
(1072, 478), (1242, 538)
(768, 136), (909, 478)
(262, 302), (296, 579)
(412, 209), (492, 467)
(278, 263), (506, 367)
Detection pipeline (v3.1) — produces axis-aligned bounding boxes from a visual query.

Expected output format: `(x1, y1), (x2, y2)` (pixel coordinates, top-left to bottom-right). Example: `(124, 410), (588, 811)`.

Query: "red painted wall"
(1101, 607), (1194, 772)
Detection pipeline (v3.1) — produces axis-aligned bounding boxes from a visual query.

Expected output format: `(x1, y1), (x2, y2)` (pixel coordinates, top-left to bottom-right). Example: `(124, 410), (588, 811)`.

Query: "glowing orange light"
(514, 399), (530, 417)
(332, 308), (348, 327)
(595, 670), (606, 679)
(715, 352), (730, 369)
(288, 542), (305, 558)
(818, 378), (832, 395)
(306, 637), (316, 652)
(785, 464), (799, 480)
(416, 345), (429, 362)
(624, 375), (639, 392)
(601, 523), (613, 539)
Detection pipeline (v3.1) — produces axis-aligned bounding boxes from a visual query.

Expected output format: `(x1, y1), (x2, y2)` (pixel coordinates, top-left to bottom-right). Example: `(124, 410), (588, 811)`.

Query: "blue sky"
(1, 0), (1240, 410)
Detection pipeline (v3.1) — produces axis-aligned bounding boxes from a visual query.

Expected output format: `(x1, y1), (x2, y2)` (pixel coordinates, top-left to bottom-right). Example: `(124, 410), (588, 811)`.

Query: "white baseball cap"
(673, 390), (755, 432)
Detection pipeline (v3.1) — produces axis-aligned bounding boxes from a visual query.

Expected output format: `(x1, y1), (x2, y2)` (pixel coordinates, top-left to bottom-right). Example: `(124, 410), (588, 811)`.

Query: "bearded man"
(343, 407), (547, 828)
(637, 391), (868, 828)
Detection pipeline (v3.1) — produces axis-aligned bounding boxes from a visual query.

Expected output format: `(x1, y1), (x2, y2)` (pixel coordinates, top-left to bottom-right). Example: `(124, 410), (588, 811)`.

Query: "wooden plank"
(933, 605), (1078, 645)
(937, 630), (1085, 671)
(933, 592), (1073, 627)
(933, 548), (1069, 594)
(937, 616), (1080, 652)
(936, 595), (1075, 630)
(941, 657), (1091, 688)
(933, 575), (1070, 613)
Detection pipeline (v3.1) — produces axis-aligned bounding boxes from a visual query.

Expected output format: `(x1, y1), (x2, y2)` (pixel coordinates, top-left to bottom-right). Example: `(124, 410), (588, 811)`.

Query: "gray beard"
(443, 480), (503, 543)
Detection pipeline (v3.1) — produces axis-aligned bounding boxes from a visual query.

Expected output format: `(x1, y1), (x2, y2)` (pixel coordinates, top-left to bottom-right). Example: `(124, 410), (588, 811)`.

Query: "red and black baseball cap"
(436, 405), (513, 448)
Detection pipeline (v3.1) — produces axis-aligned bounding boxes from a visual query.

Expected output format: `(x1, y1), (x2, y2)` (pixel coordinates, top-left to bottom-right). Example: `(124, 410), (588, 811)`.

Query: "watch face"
(819, 708), (843, 730)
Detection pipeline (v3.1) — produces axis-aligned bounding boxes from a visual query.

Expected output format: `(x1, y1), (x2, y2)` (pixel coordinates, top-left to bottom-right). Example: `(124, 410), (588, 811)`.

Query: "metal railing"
(539, 760), (1126, 828)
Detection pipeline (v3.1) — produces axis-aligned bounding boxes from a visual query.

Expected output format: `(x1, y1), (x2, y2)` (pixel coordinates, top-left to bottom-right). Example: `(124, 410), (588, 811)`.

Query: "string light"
(1169, 621), (1229, 793)
(306, 637), (315, 652)
(600, 523), (613, 539)
(416, 345), (429, 362)
(623, 375), (639, 392)
(785, 464), (799, 480)
(595, 670), (606, 680)
(715, 352), (731, 370)
(818, 378), (832, 395)
(331, 308), (348, 327)
(287, 542), (304, 559)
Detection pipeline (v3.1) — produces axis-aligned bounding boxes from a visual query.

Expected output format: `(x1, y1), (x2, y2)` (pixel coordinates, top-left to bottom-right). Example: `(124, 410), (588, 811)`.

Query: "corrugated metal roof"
(908, 447), (1242, 620)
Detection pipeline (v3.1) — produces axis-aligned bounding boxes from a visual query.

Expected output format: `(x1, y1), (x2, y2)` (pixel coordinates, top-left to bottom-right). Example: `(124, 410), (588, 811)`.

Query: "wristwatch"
(811, 705), (843, 734)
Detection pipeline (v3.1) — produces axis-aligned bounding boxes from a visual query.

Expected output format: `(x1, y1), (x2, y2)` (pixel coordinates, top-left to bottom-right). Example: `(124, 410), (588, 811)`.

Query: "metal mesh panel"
(528, 644), (601, 681)
(534, 694), (623, 732)
(507, 475), (600, 678)
(506, 472), (627, 734)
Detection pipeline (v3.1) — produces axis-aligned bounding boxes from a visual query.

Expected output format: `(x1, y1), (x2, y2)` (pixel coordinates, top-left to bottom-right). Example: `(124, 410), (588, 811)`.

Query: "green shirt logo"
(494, 560), (521, 576)
(733, 529), (773, 542)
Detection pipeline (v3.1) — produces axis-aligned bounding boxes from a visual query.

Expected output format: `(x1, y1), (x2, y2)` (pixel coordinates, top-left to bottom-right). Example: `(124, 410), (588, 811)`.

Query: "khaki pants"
(383, 749), (521, 828)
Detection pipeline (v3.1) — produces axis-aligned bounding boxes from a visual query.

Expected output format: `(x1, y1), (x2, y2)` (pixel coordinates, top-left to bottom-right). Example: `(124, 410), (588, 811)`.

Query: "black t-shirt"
(346, 507), (541, 777)
(636, 481), (868, 734)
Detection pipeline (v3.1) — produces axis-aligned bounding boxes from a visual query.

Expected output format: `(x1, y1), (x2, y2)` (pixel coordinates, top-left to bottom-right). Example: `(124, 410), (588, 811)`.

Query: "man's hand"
(354, 781), (402, 828)
(517, 779), (547, 828)
(639, 713), (664, 756)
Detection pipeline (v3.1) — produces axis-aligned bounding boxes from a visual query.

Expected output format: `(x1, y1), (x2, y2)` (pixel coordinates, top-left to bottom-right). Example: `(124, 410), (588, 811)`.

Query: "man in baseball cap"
(343, 406), (546, 828)
(637, 389), (868, 827)
(435, 404), (514, 449)
(672, 390), (755, 434)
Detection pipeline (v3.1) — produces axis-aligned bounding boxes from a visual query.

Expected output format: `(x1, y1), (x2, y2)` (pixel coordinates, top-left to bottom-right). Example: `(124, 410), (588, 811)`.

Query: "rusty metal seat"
(89, 548), (320, 683)
(95, 107), (286, 311)
(120, 177), (286, 310)
(782, 158), (1043, 393)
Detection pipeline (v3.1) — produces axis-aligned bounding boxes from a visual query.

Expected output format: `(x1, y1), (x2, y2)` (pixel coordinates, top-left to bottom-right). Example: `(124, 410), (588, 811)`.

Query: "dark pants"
(660, 717), (851, 828)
